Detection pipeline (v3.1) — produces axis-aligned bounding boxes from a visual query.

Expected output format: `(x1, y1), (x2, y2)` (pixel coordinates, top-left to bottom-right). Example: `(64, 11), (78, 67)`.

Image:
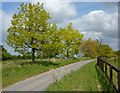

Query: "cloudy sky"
(0, 0), (119, 55)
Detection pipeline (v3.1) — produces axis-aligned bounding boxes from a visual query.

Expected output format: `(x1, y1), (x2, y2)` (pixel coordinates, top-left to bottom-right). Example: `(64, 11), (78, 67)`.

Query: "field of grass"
(2, 57), (94, 88)
(2, 57), (93, 64)
(46, 61), (103, 91)
(103, 57), (119, 69)
(95, 63), (116, 92)
(46, 61), (116, 92)
(101, 57), (119, 91)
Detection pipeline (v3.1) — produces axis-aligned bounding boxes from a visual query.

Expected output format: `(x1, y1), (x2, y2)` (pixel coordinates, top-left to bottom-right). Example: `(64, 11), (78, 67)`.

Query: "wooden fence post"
(97, 57), (99, 66)
(114, 56), (116, 63)
(100, 59), (102, 70)
(102, 62), (104, 72)
(105, 63), (107, 76)
(118, 71), (120, 92)
(101, 60), (104, 72)
(110, 66), (113, 84)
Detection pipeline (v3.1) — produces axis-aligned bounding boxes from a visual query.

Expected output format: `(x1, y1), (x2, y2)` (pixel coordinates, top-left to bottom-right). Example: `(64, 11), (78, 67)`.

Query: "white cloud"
(1, 2), (119, 56)
(57, 9), (118, 50)
(0, 10), (2, 45)
(1, 9), (19, 55)
(32, 0), (77, 23)
(82, 31), (102, 40)
(69, 10), (118, 50)
(2, 9), (11, 42)
(71, 10), (118, 37)
(2, 0), (77, 55)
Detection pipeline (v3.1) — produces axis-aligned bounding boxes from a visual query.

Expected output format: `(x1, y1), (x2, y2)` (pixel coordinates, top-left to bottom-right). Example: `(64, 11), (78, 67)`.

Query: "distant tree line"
(114, 50), (120, 57)
(80, 38), (117, 58)
(1, 38), (118, 60)
(1, 45), (32, 60)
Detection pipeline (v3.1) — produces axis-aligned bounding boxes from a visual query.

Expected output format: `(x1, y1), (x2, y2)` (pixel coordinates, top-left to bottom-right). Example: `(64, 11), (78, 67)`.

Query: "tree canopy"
(1, 46), (12, 60)
(61, 22), (84, 58)
(80, 38), (99, 58)
(80, 38), (115, 58)
(98, 44), (115, 57)
(6, 2), (115, 61)
(114, 50), (120, 57)
(7, 2), (84, 61)
(7, 3), (51, 61)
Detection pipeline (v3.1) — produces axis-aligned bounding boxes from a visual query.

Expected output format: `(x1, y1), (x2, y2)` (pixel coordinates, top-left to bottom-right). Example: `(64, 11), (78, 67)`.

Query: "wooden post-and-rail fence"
(97, 56), (120, 93)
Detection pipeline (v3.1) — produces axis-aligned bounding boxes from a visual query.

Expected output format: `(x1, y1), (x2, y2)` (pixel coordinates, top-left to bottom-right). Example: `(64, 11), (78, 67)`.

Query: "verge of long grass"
(2, 58), (93, 88)
(103, 57), (119, 69)
(102, 57), (119, 90)
(46, 61), (102, 91)
(95, 64), (116, 92)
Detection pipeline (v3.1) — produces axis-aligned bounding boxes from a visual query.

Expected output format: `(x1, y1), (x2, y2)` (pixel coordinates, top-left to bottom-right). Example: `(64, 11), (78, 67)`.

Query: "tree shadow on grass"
(20, 61), (60, 67)
(95, 64), (116, 93)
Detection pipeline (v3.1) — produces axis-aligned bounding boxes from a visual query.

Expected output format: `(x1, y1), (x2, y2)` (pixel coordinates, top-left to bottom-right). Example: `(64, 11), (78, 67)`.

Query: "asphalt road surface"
(3, 59), (96, 91)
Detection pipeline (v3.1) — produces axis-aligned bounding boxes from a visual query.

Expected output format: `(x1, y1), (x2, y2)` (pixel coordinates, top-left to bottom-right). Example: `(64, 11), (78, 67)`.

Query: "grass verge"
(2, 58), (93, 88)
(95, 63), (116, 92)
(46, 61), (102, 91)
(103, 57), (119, 69)
(102, 57), (119, 90)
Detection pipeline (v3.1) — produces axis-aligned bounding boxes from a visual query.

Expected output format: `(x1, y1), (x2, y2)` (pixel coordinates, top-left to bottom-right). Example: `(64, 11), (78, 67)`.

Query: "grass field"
(46, 61), (116, 92)
(2, 57), (94, 88)
(102, 57), (119, 91)
(103, 57), (119, 69)
(46, 61), (102, 91)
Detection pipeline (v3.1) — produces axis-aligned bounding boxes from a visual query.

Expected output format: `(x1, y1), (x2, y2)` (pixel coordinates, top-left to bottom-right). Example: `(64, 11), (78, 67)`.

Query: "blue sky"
(1, 1), (118, 55)
(73, 2), (107, 17)
(2, 2), (113, 18)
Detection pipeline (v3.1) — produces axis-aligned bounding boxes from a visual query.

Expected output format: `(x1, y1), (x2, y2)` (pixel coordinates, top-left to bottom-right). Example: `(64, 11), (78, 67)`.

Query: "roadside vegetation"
(1, 2), (119, 91)
(46, 61), (102, 91)
(46, 61), (116, 92)
(2, 57), (94, 88)
(95, 63), (116, 92)
(103, 57), (119, 69)
(101, 57), (119, 90)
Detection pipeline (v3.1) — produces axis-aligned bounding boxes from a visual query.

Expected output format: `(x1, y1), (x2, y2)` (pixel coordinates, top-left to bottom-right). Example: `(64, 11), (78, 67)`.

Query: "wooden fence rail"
(97, 56), (120, 93)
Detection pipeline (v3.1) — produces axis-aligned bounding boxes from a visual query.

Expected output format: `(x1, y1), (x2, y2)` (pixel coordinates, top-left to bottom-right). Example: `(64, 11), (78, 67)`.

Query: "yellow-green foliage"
(99, 44), (115, 57)
(6, 2), (84, 60)
(39, 23), (64, 58)
(114, 50), (120, 57)
(80, 38), (99, 57)
(7, 3), (51, 60)
(2, 46), (12, 60)
(60, 22), (84, 57)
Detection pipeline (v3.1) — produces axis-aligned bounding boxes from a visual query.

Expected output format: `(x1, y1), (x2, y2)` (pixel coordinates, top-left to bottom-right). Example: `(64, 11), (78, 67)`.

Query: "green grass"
(103, 57), (119, 69)
(2, 57), (93, 64)
(46, 61), (116, 92)
(2, 57), (93, 88)
(95, 63), (116, 92)
(101, 58), (119, 91)
(46, 61), (102, 91)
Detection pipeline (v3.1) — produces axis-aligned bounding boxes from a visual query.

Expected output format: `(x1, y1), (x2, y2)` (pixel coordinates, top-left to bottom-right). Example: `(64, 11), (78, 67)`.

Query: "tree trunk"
(66, 42), (69, 58)
(67, 49), (69, 58)
(32, 48), (35, 62)
(55, 53), (58, 56)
